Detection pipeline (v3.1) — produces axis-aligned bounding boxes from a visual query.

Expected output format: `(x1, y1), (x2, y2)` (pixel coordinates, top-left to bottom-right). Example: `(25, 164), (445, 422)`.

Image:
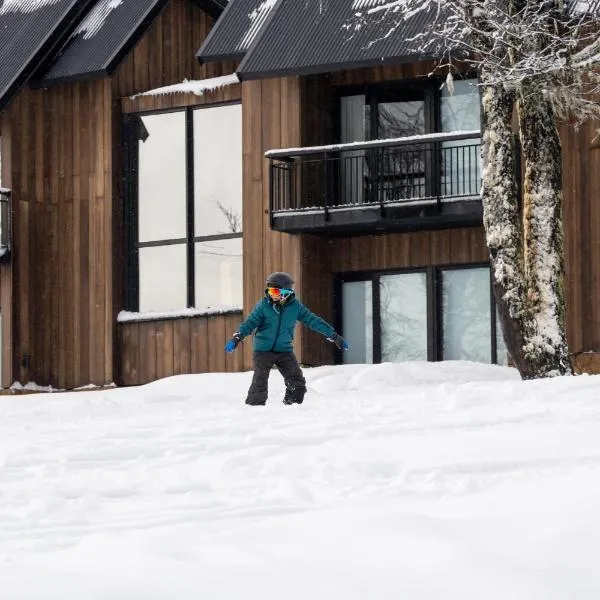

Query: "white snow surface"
(0, 0), (62, 15)
(117, 305), (242, 323)
(2, 361), (600, 599)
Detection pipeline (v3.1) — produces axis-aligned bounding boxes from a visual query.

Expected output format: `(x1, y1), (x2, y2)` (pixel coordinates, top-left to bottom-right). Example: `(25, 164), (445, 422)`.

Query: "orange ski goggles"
(267, 287), (293, 300)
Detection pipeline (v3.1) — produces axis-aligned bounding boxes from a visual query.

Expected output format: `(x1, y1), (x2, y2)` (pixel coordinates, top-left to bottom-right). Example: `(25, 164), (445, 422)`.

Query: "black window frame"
(122, 101), (243, 312)
(334, 262), (502, 365)
(334, 75), (480, 204)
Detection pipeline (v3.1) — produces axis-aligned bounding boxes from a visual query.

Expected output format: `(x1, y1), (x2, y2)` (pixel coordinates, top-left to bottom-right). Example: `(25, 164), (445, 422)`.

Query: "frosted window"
(139, 244), (187, 312)
(342, 280), (373, 364)
(195, 238), (243, 309)
(380, 273), (428, 361)
(194, 104), (242, 236)
(138, 111), (186, 242)
(441, 79), (481, 197)
(442, 267), (491, 362)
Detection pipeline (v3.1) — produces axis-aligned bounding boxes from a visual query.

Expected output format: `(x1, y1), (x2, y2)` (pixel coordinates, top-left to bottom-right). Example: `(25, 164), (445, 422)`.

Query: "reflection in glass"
(195, 238), (243, 309)
(441, 79), (481, 197)
(442, 267), (491, 362)
(380, 273), (428, 361)
(138, 111), (187, 242)
(496, 309), (509, 365)
(378, 100), (426, 201)
(340, 95), (368, 205)
(194, 104), (242, 237)
(139, 244), (187, 312)
(342, 280), (373, 364)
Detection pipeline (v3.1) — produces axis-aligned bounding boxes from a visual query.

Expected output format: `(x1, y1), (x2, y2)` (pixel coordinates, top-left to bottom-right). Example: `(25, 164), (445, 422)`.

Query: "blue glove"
(328, 334), (349, 351)
(225, 334), (241, 353)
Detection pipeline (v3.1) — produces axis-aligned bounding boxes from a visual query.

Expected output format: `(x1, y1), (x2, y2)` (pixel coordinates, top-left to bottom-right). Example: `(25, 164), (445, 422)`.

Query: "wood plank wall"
(118, 312), (245, 386)
(3, 80), (114, 389)
(241, 78), (303, 367)
(0, 116), (14, 388)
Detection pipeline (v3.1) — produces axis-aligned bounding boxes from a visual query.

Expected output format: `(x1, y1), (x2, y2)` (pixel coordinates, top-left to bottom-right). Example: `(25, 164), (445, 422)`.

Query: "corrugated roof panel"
(196, 0), (280, 63)
(0, 0), (93, 110)
(39, 0), (169, 84)
(237, 0), (435, 80)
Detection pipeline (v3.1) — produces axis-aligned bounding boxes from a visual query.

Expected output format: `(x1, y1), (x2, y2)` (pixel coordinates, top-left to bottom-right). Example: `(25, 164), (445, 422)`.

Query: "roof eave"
(236, 54), (435, 82)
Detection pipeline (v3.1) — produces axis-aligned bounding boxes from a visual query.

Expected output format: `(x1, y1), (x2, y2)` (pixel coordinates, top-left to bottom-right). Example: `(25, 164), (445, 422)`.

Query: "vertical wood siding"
(241, 77), (303, 367)
(118, 312), (245, 386)
(4, 80), (114, 388)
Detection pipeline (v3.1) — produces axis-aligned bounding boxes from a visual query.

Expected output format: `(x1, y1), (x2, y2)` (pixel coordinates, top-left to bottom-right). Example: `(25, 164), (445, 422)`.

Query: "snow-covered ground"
(1, 361), (600, 599)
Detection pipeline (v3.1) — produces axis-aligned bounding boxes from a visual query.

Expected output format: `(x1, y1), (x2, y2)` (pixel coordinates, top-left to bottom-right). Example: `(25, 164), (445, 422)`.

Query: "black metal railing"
(267, 131), (481, 219)
(0, 188), (11, 263)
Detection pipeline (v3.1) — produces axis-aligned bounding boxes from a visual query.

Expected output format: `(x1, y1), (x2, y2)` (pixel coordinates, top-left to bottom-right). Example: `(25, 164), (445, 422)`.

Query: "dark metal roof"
(38, 0), (227, 86)
(236, 0), (435, 80)
(196, 0), (279, 63)
(0, 0), (96, 111)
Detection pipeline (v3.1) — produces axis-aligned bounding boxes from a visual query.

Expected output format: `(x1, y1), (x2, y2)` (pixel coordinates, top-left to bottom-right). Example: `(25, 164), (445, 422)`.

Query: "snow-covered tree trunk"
(479, 79), (531, 375)
(516, 88), (573, 377)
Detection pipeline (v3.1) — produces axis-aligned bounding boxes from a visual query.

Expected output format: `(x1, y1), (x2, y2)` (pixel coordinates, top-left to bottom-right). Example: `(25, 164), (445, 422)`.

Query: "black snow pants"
(245, 351), (307, 406)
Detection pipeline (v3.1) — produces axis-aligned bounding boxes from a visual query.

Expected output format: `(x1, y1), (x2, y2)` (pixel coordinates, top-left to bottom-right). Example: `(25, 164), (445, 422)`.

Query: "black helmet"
(266, 271), (294, 289)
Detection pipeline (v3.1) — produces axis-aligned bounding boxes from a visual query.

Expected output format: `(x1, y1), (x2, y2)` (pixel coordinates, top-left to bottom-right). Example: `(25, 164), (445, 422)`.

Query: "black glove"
(225, 333), (242, 353)
(327, 333), (349, 351)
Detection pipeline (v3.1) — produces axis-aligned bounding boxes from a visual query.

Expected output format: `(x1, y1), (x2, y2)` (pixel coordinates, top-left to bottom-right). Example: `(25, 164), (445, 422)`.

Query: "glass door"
(380, 273), (428, 361)
(342, 280), (373, 364)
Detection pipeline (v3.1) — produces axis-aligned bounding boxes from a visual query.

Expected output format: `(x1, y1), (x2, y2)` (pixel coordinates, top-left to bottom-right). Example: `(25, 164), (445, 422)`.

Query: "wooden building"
(0, 0), (598, 391)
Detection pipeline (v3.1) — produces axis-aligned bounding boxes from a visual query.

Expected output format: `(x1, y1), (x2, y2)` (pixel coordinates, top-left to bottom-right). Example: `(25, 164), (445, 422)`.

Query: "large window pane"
(195, 238), (243, 309)
(138, 111), (187, 242)
(442, 267), (491, 362)
(380, 273), (428, 361)
(441, 79), (481, 197)
(139, 244), (187, 312)
(342, 280), (373, 364)
(194, 104), (242, 237)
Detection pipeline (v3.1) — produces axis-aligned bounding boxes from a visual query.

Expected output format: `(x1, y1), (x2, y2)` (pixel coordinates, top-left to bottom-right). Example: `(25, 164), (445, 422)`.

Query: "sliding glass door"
(340, 265), (506, 365)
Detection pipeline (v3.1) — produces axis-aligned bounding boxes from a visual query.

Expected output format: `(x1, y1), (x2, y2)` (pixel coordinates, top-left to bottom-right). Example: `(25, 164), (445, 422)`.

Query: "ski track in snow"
(1, 362), (600, 598)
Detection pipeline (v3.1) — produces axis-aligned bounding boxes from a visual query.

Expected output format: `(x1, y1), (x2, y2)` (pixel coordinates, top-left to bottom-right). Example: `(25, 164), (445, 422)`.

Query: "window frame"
(334, 262), (501, 365)
(122, 101), (243, 312)
(333, 75), (480, 204)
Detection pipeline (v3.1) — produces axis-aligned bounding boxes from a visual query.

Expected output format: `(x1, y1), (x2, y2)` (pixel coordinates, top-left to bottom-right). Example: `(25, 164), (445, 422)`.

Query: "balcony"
(267, 131), (483, 235)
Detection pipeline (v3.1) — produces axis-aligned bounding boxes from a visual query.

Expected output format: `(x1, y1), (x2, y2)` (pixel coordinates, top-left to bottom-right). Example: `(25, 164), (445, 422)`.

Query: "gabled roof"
(0, 0), (96, 111)
(38, 0), (228, 86)
(235, 0), (432, 80)
(196, 0), (278, 64)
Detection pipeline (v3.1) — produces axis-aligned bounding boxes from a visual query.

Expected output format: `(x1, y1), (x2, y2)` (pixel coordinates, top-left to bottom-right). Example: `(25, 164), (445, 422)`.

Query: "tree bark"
(479, 78), (533, 376)
(516, 87), (572, 377)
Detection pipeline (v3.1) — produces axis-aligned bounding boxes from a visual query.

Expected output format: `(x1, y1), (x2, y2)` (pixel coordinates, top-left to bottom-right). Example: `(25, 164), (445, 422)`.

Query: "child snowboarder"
(225, 272), (348, 406)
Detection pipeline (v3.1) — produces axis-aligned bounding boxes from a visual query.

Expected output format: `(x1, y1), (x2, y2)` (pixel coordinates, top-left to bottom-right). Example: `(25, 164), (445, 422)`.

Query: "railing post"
(379, 146), (385, 218)
(269, 160), (275, 228)
(323, 151), (330, 221)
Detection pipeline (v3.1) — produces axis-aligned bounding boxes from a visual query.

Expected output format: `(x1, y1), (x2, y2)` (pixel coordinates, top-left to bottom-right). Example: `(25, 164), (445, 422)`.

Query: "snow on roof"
(0, 0), (62, 15)
(239, 0), (278, 50)
(73, 0), (123, 39)
(130, 73), (240, 99)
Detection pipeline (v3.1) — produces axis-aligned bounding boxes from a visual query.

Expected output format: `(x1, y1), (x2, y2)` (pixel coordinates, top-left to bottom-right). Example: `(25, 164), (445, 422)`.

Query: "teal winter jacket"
(236, 295), (336, 353)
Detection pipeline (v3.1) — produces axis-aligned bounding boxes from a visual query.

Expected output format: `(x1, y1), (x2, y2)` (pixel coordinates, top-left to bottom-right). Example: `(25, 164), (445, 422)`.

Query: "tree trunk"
(479, 79), (533, 376)
(516, 88), (573, 377)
